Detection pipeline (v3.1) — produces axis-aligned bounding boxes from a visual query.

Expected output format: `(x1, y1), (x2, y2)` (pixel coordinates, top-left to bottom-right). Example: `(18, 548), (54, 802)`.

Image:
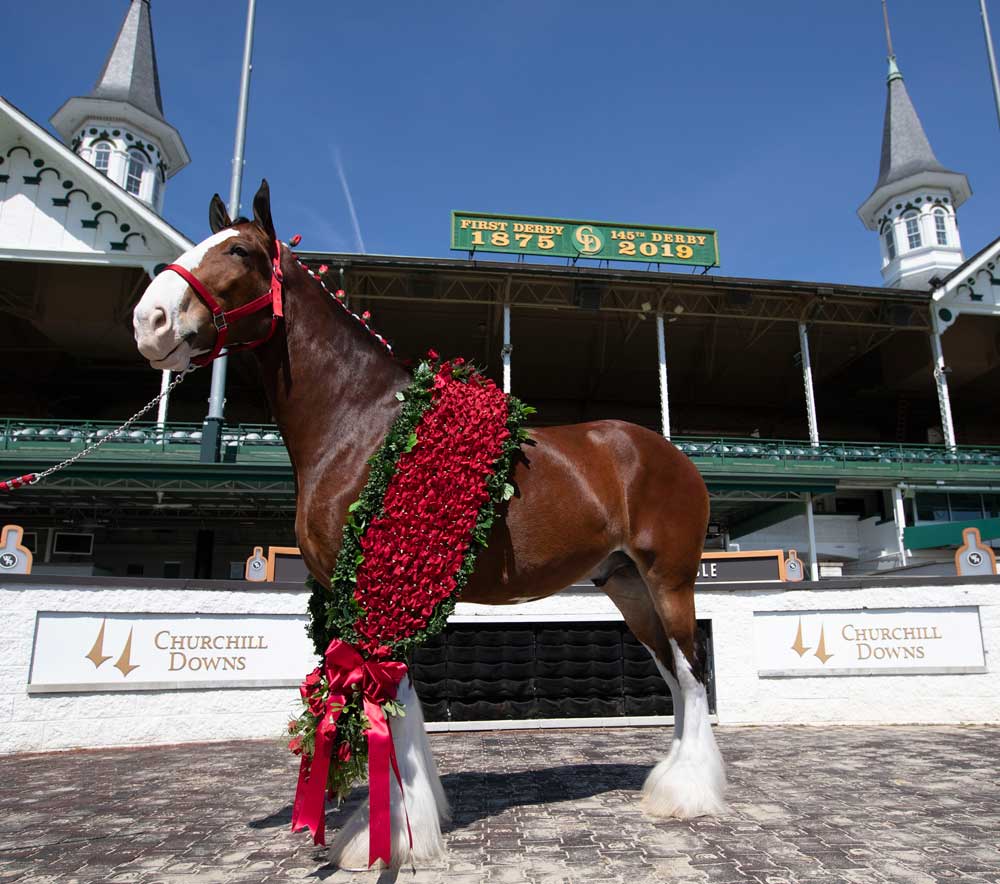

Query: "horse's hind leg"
(598, 562), (726, 818)
(329, 677), (449, 869)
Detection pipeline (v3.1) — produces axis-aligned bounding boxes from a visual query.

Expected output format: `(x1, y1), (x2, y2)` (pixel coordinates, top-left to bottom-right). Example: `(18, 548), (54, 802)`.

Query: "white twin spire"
(858, 2), (971, 290)
(49, 0), (189, 213)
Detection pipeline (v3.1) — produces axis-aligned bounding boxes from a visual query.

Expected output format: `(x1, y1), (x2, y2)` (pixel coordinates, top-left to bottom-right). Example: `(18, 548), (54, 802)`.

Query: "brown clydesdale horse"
(133, 181), (726, 869)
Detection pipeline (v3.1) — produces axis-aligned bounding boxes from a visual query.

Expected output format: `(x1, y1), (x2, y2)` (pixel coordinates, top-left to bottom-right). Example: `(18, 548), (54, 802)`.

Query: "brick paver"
(0, 725), (998, 883)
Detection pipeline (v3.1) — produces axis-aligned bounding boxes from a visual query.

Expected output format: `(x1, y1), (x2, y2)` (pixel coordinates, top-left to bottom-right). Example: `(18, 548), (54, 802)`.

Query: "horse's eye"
(230, 245), (249, 258)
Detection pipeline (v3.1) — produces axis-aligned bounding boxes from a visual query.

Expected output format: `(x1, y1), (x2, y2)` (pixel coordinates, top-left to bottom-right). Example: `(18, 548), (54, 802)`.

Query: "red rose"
(289, 736), (303, 755)
(337, 742), (352, 763)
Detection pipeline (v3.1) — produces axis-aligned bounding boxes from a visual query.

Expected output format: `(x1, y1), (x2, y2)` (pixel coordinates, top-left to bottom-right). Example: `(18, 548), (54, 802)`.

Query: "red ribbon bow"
(290, 639), (410, 866)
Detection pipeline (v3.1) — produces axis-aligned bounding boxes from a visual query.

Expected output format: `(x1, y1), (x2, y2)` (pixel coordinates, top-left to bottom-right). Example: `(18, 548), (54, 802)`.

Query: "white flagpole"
(201, 0), (258, 463)
(981, 0), (1000, 129)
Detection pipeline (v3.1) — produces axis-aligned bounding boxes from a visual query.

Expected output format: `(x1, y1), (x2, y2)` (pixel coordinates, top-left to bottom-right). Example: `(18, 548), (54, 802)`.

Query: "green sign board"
(904, 517), (1000, 551)
(451, 211), (719, 268)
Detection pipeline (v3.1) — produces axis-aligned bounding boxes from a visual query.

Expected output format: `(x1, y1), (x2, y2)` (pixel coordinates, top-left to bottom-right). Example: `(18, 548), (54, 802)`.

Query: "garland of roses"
(288, 355), (533, 801)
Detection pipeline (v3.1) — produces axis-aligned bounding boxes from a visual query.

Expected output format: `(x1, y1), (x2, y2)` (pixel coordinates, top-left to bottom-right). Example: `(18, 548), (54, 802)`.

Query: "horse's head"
(133, 179), (281, 371)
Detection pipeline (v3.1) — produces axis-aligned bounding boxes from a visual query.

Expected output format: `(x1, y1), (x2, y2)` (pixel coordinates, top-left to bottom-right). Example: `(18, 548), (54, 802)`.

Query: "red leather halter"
(163, 238), (284, 366)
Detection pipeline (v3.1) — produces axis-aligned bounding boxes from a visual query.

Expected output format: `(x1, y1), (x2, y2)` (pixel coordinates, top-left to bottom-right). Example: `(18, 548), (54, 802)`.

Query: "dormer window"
(933, 207), (948, 246)
(903, 211), (922, 250)
(93, 141), (111, 176)
(125, 148), (148, 197)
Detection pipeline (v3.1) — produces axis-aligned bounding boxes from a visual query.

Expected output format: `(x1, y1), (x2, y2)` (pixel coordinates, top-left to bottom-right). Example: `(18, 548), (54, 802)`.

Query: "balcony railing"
(2, 419), (1000, 480)
(674, 437), (1000, 477)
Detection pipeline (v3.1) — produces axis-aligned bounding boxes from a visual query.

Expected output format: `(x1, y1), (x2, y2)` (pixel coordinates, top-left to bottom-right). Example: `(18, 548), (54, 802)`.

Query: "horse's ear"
(208, 194), (232, 234)
(252, 179), (276, 246)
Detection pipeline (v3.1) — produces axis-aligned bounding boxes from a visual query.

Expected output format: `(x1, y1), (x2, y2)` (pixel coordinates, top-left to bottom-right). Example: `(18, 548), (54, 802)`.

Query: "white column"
(919, 208), (935, 249)
(948, 209), (963, 252)
(798, 322), (820, 447)
(929, 329), (957, 449)
(892, 486), (910, 566)
(804, 492), (819, 582)
(156, 370), (171, 428)
(501, 302), (512, 394)
(656, 313), (670, 439)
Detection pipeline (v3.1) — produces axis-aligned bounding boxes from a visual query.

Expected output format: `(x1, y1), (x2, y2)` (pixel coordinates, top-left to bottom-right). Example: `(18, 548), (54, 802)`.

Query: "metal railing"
(0, 418), (287, 465)
(673, 436), (1000, 476)
(2, 419), (1000, 478)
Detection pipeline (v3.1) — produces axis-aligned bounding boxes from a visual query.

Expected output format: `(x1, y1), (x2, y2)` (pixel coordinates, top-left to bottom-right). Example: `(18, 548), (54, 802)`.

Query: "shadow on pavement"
(248, 761), (647, 833)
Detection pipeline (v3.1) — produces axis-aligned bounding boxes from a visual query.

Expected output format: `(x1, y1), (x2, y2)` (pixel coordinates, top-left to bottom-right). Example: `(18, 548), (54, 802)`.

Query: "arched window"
(883, 225), (896, 261)
(903, 210), (922, 250)
(933, 207), (948, 246)
(93, 141), (111, 176)
(125, 149), (148, 197)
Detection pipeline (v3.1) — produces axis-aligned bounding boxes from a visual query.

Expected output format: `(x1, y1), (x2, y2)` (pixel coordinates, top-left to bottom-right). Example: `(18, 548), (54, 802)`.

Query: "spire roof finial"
(882, 0), (894, 58)
(90, 0), (164, 121)
(882, 0), (903, 82)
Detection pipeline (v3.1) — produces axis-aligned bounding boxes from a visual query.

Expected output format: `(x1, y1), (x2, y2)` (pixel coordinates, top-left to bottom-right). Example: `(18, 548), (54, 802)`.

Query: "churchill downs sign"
(451, 211), (719, 267)
(27, 612), (315, 692)
(753, 606), (987, 677)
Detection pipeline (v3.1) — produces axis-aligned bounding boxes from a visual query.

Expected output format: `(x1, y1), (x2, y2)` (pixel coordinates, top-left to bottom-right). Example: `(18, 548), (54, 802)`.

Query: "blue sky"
(4, 1), (1000, 287)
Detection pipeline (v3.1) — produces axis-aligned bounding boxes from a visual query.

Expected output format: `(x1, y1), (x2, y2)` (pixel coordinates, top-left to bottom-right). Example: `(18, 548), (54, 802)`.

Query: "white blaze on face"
(133, 229), (239, 370)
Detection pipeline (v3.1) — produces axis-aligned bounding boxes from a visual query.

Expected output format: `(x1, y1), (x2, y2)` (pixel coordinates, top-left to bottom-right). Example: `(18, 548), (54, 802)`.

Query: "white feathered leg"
(329, 678), (449, 870)
(641, 639), (727, 819)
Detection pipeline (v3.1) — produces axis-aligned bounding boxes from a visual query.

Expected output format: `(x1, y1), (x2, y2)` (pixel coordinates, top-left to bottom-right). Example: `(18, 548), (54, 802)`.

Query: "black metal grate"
(410, 620), (715, 722)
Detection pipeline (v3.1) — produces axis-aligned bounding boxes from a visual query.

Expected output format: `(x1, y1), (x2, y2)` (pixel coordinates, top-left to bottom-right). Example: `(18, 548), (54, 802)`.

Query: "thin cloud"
(332, 145), (366, 254)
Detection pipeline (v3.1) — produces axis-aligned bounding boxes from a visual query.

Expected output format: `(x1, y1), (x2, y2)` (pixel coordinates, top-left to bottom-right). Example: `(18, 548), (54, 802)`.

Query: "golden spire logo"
(85, 619), (140, 677)
(790, 616), (834, 665)
(113, 627), (139, 676)
(814, 625), (834, 664)
(85, 619), (112, 668)
(791, 617), (810, 656)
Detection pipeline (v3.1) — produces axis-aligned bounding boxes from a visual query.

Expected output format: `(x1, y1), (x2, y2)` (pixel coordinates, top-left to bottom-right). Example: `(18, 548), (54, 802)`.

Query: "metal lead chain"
(2, 366), (198, 490)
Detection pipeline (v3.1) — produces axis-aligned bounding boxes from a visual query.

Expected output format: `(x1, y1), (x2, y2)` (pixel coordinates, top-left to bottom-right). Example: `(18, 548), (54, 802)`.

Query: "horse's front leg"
(329, 678), (449, 870)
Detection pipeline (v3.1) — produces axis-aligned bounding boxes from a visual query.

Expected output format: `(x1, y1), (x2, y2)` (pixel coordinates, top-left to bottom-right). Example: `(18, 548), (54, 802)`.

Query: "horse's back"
(461, 419), (708, 604)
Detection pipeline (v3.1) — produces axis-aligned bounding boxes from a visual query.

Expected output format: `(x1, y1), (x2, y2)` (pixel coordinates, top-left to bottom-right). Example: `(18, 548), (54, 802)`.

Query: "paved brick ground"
(0, 725), (998, 884)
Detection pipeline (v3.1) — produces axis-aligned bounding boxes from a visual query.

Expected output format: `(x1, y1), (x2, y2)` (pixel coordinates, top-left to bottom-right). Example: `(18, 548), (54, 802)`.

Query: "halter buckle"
(213, 313), (228, 331)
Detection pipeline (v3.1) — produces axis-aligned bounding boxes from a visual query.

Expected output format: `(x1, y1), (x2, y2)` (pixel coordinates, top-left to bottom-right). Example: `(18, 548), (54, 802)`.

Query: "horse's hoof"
(328, 802), (446, 870)
(641, 756), (728, 819)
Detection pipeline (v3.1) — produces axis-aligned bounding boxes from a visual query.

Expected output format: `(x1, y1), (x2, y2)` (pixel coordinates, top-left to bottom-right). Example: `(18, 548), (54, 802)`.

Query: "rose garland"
(288, 354), (532, 860)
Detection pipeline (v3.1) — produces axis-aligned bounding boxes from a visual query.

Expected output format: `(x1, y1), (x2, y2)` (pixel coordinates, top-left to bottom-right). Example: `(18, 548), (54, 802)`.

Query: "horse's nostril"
(150, 307), (169, 333)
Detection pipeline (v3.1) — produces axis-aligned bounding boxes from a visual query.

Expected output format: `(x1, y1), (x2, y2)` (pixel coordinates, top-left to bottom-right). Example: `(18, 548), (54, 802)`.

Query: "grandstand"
(1, 1), (998, 581)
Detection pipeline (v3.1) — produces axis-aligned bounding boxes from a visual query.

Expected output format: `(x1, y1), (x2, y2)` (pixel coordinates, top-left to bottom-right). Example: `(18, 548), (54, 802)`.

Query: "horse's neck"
(258, 262), (406, 476)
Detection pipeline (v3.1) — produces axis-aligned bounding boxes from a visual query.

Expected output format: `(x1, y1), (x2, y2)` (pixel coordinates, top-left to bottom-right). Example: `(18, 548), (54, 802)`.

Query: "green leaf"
(347, 500), (363, 513)
(395, 390), (406, 401)
(502, 483), (515, 501)
(404, 432), (418, 453)
(522, 405), (537, 415)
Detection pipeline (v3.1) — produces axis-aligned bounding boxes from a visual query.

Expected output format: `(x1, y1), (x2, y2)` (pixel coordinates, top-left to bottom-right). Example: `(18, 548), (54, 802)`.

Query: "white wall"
(456, 579), (1000, 726)
(0, 579), (308, 755)
(2, 574), (998, 754)
(736, 513), (861, 561)
(855, 515), (902, 571)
